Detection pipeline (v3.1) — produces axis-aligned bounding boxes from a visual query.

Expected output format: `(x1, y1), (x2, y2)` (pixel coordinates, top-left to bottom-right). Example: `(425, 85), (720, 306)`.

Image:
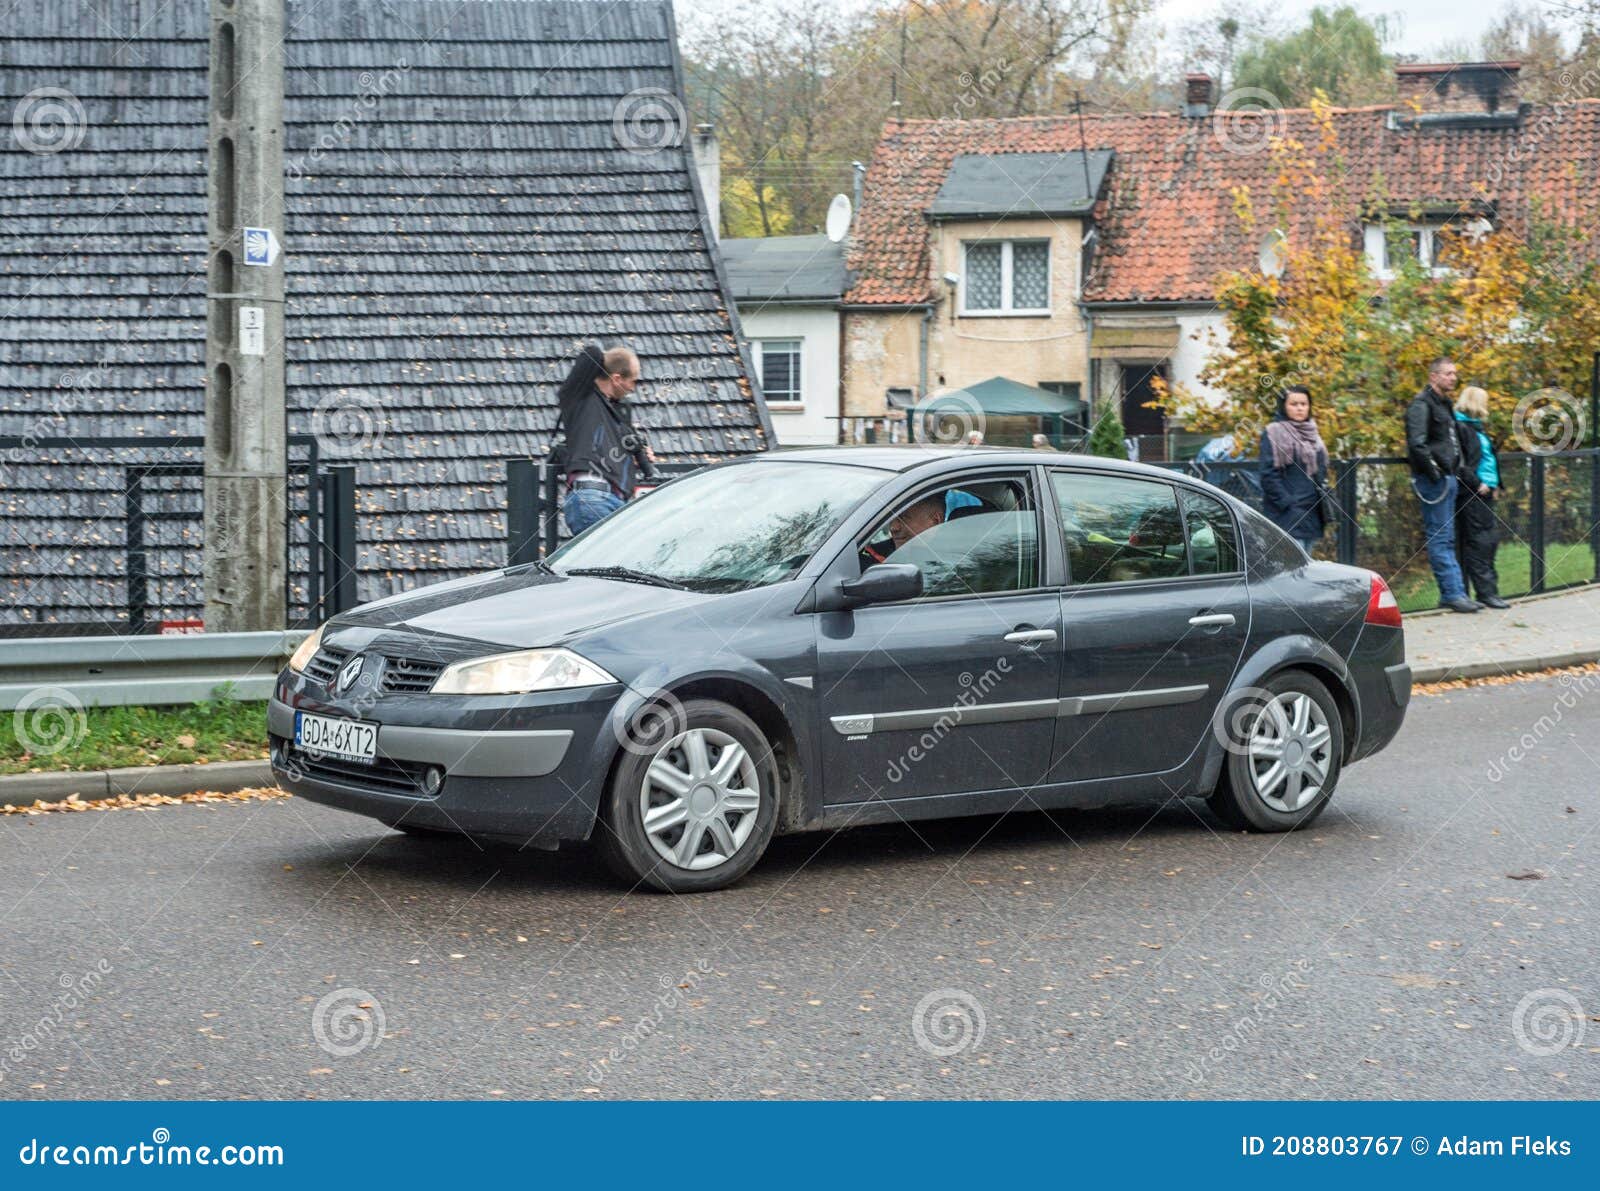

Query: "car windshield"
(549, 461), (886, 592)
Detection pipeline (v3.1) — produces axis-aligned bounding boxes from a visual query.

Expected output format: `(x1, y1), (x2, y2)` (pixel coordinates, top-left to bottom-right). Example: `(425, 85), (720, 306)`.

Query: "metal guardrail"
(0, 630), (310, 709)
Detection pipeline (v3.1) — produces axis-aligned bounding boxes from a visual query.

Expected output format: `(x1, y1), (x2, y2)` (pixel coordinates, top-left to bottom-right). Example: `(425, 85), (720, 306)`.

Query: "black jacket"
(1258, 427), (1327, 539)
(552, 344), (654, 496)
(1453, 416), (1498, 498)
(1404, 385), (1460, 480)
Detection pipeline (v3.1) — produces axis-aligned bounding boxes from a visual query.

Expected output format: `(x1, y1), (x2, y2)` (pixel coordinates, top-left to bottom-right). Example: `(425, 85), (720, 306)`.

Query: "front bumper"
(267, 669), (621, 846)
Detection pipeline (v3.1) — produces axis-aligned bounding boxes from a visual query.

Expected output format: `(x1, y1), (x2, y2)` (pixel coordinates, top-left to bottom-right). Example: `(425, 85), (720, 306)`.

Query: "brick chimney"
(1395, 61), (1521, 116)
(1183, 72), (1215, 117)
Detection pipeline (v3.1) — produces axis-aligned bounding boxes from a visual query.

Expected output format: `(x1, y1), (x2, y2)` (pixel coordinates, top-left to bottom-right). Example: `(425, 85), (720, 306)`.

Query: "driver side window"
(858, 477), (1038, 598)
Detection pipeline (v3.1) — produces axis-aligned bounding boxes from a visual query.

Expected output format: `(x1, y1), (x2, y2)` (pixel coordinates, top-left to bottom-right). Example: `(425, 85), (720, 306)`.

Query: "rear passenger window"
(1051, 472), (1187, 585)
(1180, 488), (1240, 574)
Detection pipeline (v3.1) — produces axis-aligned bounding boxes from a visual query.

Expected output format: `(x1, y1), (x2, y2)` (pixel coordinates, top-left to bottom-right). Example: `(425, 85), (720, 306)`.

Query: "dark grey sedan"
(270, 448), (1410, 892)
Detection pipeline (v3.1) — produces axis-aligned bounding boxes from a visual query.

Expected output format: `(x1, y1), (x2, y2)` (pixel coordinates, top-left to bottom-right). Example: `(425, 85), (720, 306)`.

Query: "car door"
(1045, 469), (1250, 782)
(814, 469), (1064, 805)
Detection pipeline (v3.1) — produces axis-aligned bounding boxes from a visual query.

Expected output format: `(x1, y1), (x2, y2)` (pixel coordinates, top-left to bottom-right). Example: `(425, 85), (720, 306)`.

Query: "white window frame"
(959, 239), (1051, 317)
(1363, 220), (1462, 280)
(754, 338), (804, 408)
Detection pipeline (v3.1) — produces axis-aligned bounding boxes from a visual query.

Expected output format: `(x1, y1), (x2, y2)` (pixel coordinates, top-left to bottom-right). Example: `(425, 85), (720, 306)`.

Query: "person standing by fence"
(552, 343), (655, 536)
(1258, 384), (1328, 554)
(1406, 357), (1478, 613)
(1453, 385), (1509, 609)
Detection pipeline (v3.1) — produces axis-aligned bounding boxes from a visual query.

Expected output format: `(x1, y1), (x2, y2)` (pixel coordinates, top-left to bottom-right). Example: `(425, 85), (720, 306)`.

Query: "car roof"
(749, 444), (1196, 483)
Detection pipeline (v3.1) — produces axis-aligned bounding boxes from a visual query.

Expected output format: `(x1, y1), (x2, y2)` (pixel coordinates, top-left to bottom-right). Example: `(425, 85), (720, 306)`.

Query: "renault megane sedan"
(270, 447), (1410, 892)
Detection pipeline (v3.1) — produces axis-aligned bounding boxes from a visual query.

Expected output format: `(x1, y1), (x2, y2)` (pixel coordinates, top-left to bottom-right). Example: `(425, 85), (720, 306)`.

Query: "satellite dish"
(1258, 228), (1288, 278)
(825, 193), (853, 243)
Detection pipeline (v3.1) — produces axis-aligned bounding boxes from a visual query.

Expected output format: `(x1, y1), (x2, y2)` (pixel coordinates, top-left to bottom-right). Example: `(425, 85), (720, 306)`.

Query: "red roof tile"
(844, 101), (1600, 306)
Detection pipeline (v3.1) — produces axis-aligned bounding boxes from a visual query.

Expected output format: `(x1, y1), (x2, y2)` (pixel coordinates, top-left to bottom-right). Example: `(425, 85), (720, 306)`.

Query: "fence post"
(1335, 460), (1357, 567)
(125, 467), (148, 634)
(319, 465), (357, 616)
(506, 458), (539, 567)
(1591, 446), (1600, 584)
(1529, 453), (1546, 594)
(541, 461), (560, 557)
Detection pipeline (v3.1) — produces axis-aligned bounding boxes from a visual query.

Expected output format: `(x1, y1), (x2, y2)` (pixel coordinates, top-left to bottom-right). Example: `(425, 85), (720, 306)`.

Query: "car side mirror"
(837, 563), (923, 609)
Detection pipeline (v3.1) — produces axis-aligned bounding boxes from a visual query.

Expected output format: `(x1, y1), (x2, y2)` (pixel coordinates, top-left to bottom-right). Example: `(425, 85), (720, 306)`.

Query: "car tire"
(1208, 671), (1344, 832)
(594, 698), (780, 893)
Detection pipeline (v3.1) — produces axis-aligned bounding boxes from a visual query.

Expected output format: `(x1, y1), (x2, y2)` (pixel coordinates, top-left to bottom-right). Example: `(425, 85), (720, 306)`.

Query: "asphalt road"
(2, 675), (1595, 1100)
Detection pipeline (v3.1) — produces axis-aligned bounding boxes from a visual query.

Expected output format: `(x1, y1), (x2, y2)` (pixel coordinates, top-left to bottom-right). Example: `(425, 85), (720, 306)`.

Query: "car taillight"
(1365, 573), (1402, 627)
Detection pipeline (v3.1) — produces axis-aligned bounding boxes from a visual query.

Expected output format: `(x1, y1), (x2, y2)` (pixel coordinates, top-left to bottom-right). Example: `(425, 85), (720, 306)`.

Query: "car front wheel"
(1208, 671), (1343, 832)
(595, 698), (779, 893)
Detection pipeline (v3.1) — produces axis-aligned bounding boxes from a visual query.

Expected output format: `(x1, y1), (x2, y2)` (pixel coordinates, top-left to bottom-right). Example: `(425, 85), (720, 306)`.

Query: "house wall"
(737, 303), (841, 446)
(842, 307), (924, 417)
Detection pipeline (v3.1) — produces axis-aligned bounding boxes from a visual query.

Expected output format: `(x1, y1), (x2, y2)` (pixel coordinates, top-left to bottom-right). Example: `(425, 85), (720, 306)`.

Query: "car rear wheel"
(1208, 671), (1343, 832)
(595, 698), (779, 893)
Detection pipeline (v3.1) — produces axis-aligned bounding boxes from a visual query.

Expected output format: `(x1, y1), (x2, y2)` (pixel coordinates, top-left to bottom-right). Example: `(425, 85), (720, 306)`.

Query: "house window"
(961, 239), (1050, 315)
(756, 339), (802, 405)
(1363, 219), (1480, 278)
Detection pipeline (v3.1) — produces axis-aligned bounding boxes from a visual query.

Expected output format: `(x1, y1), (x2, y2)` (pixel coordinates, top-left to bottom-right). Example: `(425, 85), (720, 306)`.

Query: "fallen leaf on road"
(1506, 870), (1545, 880)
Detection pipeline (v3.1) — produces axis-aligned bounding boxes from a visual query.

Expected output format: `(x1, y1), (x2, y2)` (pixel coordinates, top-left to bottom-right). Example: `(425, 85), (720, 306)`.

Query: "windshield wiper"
(562, 565), (689, 591)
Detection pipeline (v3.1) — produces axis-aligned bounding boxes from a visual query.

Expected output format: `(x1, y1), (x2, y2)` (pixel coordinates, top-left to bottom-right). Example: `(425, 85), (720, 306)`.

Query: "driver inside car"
(859, 493), (948, 568)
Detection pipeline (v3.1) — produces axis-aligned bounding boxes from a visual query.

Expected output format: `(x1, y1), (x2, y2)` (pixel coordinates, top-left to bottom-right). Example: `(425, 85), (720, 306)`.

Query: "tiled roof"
(1, 0), (765, 629)
(844, 102), (1600, 306)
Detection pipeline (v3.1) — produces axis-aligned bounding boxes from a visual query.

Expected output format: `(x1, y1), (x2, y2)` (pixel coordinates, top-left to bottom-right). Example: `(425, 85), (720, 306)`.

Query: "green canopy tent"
(912, 376), (1085, 445)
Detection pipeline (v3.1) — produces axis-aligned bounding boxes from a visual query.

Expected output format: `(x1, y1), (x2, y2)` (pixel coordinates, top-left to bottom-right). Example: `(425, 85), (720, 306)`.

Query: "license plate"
(294, 712), (378, 764)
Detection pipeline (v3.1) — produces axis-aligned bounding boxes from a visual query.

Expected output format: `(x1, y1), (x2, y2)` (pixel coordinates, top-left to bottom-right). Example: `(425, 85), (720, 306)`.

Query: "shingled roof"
(845, 102), (1600, 307)
(1, 0), (767, 630)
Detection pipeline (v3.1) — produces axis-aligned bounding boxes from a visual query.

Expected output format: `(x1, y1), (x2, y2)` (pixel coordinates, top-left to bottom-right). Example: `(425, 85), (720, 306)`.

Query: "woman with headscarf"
(1452, 385), (1509, 608)
(1258, 384), (1329, 554)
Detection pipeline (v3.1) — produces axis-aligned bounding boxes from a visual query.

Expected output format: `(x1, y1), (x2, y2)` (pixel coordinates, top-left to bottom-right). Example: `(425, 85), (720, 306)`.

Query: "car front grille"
(274, 735), (431, 798)
(302, 646), (349, 687)
(381, 656), (447, 694)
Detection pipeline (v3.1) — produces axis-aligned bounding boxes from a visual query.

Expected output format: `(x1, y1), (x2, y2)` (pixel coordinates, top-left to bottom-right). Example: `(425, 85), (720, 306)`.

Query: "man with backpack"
(552, 343), (655, 535)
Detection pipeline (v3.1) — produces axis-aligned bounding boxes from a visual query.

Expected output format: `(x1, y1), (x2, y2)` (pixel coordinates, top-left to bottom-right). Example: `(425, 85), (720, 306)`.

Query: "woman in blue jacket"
(1258, 384), (1328, 553)
(1453, 386), (1509, 608)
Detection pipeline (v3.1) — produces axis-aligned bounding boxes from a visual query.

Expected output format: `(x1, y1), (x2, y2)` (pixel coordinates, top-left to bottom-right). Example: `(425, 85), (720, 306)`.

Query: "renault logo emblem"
(336, 654), (365, 694)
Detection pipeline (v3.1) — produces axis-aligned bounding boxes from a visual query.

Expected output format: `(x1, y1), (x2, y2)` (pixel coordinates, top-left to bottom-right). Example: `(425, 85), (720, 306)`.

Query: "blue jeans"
(563, 486), (622, 536)
(1414, 473), (1467, 602)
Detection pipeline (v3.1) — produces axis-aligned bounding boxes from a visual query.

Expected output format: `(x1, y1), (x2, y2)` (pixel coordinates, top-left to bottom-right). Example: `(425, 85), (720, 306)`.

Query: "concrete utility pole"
(204, 0), (287, 631)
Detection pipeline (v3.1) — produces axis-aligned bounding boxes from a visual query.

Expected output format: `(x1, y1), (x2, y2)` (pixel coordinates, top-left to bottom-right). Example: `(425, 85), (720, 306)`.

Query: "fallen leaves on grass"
(1, 787), (289, 816)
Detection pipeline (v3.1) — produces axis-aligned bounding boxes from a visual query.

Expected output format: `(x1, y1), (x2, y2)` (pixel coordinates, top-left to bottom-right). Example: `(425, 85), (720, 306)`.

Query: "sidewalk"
(1405, 584), (1600, 683)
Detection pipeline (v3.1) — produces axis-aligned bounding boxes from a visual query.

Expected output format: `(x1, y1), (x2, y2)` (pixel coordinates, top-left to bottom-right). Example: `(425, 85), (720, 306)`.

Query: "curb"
(0, 759), (274, 809)
(1409, 648), (1600, 686)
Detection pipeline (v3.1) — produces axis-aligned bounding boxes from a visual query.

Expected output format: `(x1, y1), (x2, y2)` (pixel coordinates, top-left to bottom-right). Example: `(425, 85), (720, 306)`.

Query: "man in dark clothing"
(553, 343), (655, 535)
(1404, 357), (1477, 613)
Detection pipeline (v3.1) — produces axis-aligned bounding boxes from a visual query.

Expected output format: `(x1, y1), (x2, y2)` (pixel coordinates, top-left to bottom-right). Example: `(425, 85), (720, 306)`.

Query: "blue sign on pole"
(242, 226), (279, 266)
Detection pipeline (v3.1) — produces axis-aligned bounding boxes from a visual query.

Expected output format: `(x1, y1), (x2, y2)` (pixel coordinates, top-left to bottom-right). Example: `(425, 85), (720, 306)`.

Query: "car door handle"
(1004, 628), (1058, 645)
(1187, 613), (1236, 629)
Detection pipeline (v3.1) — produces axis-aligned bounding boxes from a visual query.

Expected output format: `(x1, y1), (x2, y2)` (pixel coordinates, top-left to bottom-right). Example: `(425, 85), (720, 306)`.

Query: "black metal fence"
(1167, 448), (1600, 611)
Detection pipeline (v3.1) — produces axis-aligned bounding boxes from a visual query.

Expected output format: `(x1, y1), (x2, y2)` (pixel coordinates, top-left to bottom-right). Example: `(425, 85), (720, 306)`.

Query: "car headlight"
(431, 648), (617, 696)
(288, 625), (325, 673)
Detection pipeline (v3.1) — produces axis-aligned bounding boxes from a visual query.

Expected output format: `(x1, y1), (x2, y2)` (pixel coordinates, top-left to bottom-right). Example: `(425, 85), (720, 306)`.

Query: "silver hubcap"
(639, 727), (762, 871)
(1246, 692), (1332, 813)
